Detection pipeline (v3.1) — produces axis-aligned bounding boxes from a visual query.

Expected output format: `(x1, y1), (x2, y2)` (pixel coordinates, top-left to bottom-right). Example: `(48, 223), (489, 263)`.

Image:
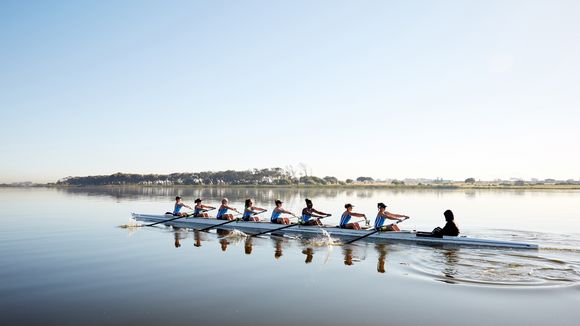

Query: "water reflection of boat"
(216, 229), (232, 251)
(244, 238), (253, 255)
(302, 248), (314, 263)
(442, 248), (459, 282)
(274, 238), (284, 260)
(376, 244), (388, 273)
(132, 213), (539, 249)
(343, 248), (354, 266)
(173, 227), (187, 248)
(193, 230), (202, 247)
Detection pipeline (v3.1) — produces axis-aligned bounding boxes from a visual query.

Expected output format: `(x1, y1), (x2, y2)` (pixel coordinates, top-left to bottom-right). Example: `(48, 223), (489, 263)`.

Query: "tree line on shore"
(46, 168), (580, 187)
(55, 168), (380, 186)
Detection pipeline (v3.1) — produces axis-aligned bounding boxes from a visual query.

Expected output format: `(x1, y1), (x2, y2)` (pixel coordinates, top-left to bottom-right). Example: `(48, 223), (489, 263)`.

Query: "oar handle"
(309, 214), (331, 220)
(310, 214), (332, 219)
(354, 216), (370, 226)
(396, 216), (410, 224)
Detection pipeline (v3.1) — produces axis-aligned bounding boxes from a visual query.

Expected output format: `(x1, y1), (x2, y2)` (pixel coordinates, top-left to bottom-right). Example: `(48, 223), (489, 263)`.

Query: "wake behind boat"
(130, 213), (539, 250)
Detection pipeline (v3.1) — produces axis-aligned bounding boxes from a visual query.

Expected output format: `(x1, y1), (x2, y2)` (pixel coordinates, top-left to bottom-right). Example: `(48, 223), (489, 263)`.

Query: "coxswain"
(432, 210), (459, 236)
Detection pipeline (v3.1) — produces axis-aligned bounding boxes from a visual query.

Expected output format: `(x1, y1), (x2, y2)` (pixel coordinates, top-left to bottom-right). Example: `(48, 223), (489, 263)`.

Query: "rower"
(193, 198), (215, 218)
(242, 199), (267, 221)
(374, 202), (408, 232)
(216, 198), (240, 220)
(172, 196), (193, 217)
(271, 199), (296, 225)
(339, 203), (366, 230)
(301, 198), (331, 226)
(432, 210), (460, 237)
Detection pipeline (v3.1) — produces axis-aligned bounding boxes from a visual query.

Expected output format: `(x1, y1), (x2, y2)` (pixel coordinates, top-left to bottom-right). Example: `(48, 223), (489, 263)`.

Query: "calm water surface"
(1, 187), (579, 325)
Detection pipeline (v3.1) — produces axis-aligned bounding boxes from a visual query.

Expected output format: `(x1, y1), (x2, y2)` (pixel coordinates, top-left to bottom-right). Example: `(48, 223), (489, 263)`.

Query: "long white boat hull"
(131, 213), (539, 249)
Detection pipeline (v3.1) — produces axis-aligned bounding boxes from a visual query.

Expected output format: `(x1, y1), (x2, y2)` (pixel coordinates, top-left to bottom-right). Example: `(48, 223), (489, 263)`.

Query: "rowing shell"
(130, 213), (539, 250)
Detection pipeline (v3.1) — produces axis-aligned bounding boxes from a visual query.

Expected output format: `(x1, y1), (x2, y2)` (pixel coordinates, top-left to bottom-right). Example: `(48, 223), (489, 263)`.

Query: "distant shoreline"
(3, 183), (580, 190)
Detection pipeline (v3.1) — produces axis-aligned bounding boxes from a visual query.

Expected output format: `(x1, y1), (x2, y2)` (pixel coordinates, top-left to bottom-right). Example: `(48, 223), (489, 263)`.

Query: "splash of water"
(320, 229), (335, 245)
(118, 219), (142, 237)
(220, 229), (248, 238)
(319, 229), (335, 264)
(303, 228), (338, 248)
(118, 219), (142, 229)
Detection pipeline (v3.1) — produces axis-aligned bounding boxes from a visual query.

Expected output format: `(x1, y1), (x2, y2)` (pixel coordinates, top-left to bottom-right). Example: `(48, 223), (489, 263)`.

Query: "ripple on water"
(405, 243), (580, 287)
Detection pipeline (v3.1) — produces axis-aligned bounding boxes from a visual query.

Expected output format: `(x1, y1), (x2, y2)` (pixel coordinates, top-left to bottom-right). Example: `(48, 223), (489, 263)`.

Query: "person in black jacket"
(432, 209), (460, 237)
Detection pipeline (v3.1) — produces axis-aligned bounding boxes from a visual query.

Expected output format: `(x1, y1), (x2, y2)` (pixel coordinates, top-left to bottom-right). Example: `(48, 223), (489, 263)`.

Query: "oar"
(194, 207), (216, 216)
(198, 218), (239, 232)
(193, 211), (245, 232)
(250, 222), (301, 237)
(142, 207), (215, 227)
(286, 214), (301, 221)
(344, 217), (409, 244)
(245, 209), (267, 220)
(195, 210), (262, 234)
(143, 213), (193, 227)
(302, 214), (331, 225)
(358, 217), (370, 226)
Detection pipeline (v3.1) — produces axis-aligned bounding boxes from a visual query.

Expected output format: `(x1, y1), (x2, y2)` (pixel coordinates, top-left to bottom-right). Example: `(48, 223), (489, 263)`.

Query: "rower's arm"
(351, 212), (366, 218)
(224, 205), (239, 211)
(386, 212), (407, 220)
(312, 208), (328, 215)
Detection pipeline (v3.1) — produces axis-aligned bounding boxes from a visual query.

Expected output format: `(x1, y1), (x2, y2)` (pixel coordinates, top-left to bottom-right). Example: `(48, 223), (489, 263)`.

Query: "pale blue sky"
(1, 0), (579, 183)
